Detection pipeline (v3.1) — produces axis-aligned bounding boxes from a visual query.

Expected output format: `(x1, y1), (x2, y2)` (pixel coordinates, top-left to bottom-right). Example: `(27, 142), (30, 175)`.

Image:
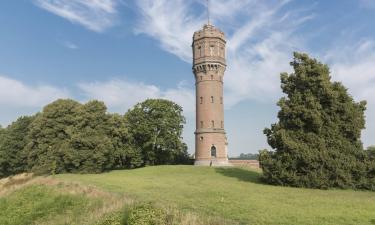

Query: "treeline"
(259, 53), (375, 191)
(0, 99), (190, 178)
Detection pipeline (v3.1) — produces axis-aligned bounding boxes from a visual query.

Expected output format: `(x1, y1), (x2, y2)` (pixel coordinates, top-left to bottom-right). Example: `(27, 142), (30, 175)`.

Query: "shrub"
(125, 203), (168, 225)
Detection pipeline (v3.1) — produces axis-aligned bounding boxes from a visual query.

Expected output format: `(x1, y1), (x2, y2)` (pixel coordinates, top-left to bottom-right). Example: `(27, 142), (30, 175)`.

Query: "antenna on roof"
(206, 0), (211, 25)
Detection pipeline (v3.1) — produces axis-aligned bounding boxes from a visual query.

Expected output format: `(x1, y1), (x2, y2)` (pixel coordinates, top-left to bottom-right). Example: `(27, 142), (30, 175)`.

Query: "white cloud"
(134, 0), (312, 107)
(63, 41), (78, 49)
(0, 76), (70, 107)
(135, 0), (204, 62)
(78, 79), (195, 115)
(34, 0), (119, 32)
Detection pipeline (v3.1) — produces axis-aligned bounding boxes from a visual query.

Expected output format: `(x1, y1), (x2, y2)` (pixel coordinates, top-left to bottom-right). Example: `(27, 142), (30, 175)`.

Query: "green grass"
(0, 185), (99, 225)
(56, 166), (375, 225)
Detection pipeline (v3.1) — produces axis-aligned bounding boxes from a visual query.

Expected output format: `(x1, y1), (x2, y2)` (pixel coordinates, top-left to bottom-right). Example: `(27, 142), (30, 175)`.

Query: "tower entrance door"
(211, 146), (217, 158)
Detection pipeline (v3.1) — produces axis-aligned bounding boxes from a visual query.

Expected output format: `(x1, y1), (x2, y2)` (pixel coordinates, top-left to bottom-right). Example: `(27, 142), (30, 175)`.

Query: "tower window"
(200, 136), (204, 141)
(220, 97), (223, 104)
(200, 121), (204, 128)
(198, 46), (202, 57)
(200, 76), (203, 81)
(211, 146), (217, 158)
(211, 75), (213, 80)
(221, 121), (224, 128)
(211, 120), (215, 128)
(211, 96), (214, 103)
(200, 97), (203, 104)
(210, 45), (215, 56)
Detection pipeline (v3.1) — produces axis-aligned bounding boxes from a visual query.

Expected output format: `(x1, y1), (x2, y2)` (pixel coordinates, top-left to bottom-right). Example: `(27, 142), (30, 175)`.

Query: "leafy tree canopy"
(0, 98), (189, 178)
(259, 52), (373, 190)
(0, 116), (35, 177)
(125, 99), (189, 166)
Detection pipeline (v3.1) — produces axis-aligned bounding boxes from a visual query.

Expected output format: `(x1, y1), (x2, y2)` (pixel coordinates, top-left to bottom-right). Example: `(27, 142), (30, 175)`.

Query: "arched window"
(200, 96), (203, 104)
(211, 96), (214, 103)
(211, 120), (215, 128)
(211, 146), (217, 158)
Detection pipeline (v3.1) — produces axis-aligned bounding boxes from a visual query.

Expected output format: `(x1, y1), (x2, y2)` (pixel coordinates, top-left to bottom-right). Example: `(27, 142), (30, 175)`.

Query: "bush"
(125, 203), (168, 225)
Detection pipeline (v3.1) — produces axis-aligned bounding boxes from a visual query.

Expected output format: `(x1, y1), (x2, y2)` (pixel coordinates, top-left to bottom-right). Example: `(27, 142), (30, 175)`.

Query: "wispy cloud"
(62, 41), (78, 49)
(34, 0), (119, 32)
(78, 79), (195, 115)
(0, 75), (70, 107)
(134, 0), (313, 106)
(135, 0), (204, 62)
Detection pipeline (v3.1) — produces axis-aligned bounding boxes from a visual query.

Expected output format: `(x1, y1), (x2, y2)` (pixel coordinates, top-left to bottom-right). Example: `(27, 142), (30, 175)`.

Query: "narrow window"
(198, 46), (202, 57)
(220, 97), (223, 104)
(200, 96), (203, 104)
(200, 121), (204, 128)
(211, 120), (215, 128)
(211, 96), (214, 103)
(210, 45), (215, 56)
(211, 75), (213, 80)
(200, 76), (203, 81)
(211, 146), (217, 158)
(221, 121), (224, 128)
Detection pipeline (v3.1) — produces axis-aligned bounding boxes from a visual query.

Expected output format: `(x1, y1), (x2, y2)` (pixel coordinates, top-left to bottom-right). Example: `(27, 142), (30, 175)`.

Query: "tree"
(125, 99), (189, 166)
(259, 52), (372, 190)
(67, 100), (115, 173)
(26, 99), (81, 174)
(366, 146), (375, 189)
(0, 116), (35, 178)
(107, 114), (143, 169)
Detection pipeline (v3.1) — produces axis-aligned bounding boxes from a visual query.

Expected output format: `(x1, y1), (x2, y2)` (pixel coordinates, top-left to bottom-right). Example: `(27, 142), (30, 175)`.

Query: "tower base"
(194, 159), (232, 167)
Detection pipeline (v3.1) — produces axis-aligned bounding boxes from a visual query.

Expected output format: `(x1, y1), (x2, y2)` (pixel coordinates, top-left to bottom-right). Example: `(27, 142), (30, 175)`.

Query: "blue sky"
(1, 0), (375, 156)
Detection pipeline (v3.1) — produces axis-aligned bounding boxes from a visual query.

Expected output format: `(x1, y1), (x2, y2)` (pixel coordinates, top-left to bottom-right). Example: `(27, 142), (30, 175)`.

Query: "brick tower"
(192, 23), (229, 166)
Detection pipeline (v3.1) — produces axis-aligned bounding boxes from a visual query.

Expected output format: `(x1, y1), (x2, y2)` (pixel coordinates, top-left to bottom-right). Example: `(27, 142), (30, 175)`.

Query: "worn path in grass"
(57, 166), (375, 225)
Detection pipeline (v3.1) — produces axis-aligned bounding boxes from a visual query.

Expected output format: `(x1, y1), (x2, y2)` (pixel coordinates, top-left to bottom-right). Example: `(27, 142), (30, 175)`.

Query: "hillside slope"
(57, 166), (375, 225)
(1, 166), (374, 225)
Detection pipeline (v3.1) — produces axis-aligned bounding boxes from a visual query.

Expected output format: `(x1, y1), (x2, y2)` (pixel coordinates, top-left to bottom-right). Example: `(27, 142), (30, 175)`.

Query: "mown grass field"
(57, 166), (375, 225)
(1, 166), (375, 225)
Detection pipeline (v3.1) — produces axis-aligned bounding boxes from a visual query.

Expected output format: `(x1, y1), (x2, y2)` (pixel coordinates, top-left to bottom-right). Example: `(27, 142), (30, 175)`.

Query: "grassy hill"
(1, 166), (375, 225)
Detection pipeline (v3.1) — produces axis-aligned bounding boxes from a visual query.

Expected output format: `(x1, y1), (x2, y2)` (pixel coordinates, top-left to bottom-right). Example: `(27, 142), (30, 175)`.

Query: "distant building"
(192, 23), (230, 166)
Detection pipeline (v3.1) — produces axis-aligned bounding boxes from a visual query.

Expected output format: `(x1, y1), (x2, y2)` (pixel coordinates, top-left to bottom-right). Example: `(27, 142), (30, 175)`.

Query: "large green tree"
(107, 114), (143, 169)
(26, 99), (81, 174)
(125, 99), (189, 166)
(0, 116), (35, 177)
(67, 100), (115, 173)
(259, 52), (372, 190)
